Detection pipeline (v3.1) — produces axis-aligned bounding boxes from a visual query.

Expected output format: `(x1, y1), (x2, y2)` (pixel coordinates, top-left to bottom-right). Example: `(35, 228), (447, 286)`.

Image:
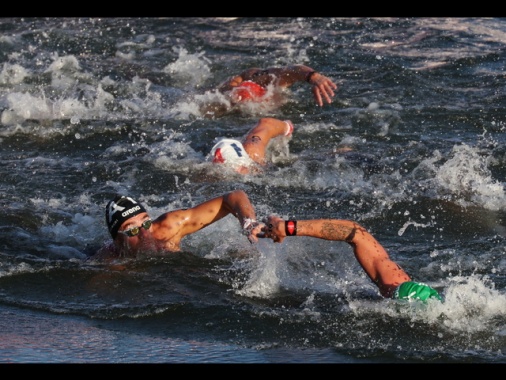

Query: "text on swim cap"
(122, 205), (141, 217)
(107, 196), (139, 224)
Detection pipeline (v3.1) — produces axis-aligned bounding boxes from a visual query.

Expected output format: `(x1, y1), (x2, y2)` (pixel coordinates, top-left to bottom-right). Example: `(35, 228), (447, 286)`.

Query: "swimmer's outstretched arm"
(218, 65), (338, 106)
(261, 215), (411, 297)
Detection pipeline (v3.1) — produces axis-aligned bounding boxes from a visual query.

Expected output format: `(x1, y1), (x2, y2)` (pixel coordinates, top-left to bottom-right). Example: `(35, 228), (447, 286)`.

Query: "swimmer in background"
(261, 215), (443, 302)
(199, 64), (338, 118)
(208, 117), (295, 175)
(91, 190), (265, 262)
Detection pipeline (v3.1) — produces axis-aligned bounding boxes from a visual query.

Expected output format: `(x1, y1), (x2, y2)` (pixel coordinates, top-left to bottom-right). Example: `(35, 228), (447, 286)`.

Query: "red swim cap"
(230, 81), (267, 103)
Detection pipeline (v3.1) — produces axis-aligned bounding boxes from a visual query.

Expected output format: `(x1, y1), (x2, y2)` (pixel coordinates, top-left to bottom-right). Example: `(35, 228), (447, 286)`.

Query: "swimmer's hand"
(242, 218), (265, 244)
(307, 72), (339, 107)
(260, 215), (286, 243)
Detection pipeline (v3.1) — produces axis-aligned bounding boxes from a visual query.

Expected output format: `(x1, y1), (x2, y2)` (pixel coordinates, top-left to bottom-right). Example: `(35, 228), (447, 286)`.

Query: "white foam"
(435, 144), (505, 211)
(163, 46), (212, 88)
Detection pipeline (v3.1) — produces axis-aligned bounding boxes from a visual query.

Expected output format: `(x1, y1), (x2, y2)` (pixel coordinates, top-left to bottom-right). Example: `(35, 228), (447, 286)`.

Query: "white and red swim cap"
(209, 138), (255, 170)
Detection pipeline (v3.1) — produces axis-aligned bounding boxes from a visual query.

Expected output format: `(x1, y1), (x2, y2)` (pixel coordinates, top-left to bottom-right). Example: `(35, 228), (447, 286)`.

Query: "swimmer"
(92, 190), (264, 261)
(261, 215), (443, 302)
(208, 117), (294, 174)
(200, 64), (338, 118)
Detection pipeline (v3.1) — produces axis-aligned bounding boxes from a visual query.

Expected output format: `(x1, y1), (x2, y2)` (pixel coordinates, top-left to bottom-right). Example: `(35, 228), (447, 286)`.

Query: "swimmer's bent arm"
(174, 190), (263, 243)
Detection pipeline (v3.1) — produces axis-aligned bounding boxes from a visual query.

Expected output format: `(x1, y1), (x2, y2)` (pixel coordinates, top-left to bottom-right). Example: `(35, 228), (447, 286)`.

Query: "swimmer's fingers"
(247, 222), (265, 244)
(318, 81), (337, 104)
(311, 75), (338, 105)
(260, 217), (285, 243)
(312, 87), (324, 107)
(312, 83), (335, 105)
(323, 80), (337, 100)
(326, 77), (339, 91)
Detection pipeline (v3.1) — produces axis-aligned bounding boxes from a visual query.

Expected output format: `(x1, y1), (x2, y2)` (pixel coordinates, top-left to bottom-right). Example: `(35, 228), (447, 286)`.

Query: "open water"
(0, 17), (505, 363)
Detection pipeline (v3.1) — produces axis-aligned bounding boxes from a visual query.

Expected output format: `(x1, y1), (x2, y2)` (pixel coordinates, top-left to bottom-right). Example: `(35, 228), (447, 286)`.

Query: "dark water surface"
(0, 17), (505, 363)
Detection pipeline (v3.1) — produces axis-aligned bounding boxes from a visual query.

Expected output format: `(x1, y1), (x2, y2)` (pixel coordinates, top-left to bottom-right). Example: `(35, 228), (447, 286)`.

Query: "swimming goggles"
(119, 219), (152, 237)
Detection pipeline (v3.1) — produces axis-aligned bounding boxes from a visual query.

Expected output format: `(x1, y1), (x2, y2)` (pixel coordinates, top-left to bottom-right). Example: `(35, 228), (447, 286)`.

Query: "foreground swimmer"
(91, 190), (264, 261)
(200, 64), (338, 118)
(261, 215), (443, 302)
(208, 117), (294, 174)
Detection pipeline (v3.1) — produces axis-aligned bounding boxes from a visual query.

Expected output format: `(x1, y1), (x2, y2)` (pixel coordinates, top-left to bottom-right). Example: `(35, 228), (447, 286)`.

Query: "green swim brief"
(393, 281), (443, 302)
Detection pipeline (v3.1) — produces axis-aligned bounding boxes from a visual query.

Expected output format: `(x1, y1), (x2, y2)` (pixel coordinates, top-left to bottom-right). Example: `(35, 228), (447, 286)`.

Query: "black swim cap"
(105, 195), (147, 239)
